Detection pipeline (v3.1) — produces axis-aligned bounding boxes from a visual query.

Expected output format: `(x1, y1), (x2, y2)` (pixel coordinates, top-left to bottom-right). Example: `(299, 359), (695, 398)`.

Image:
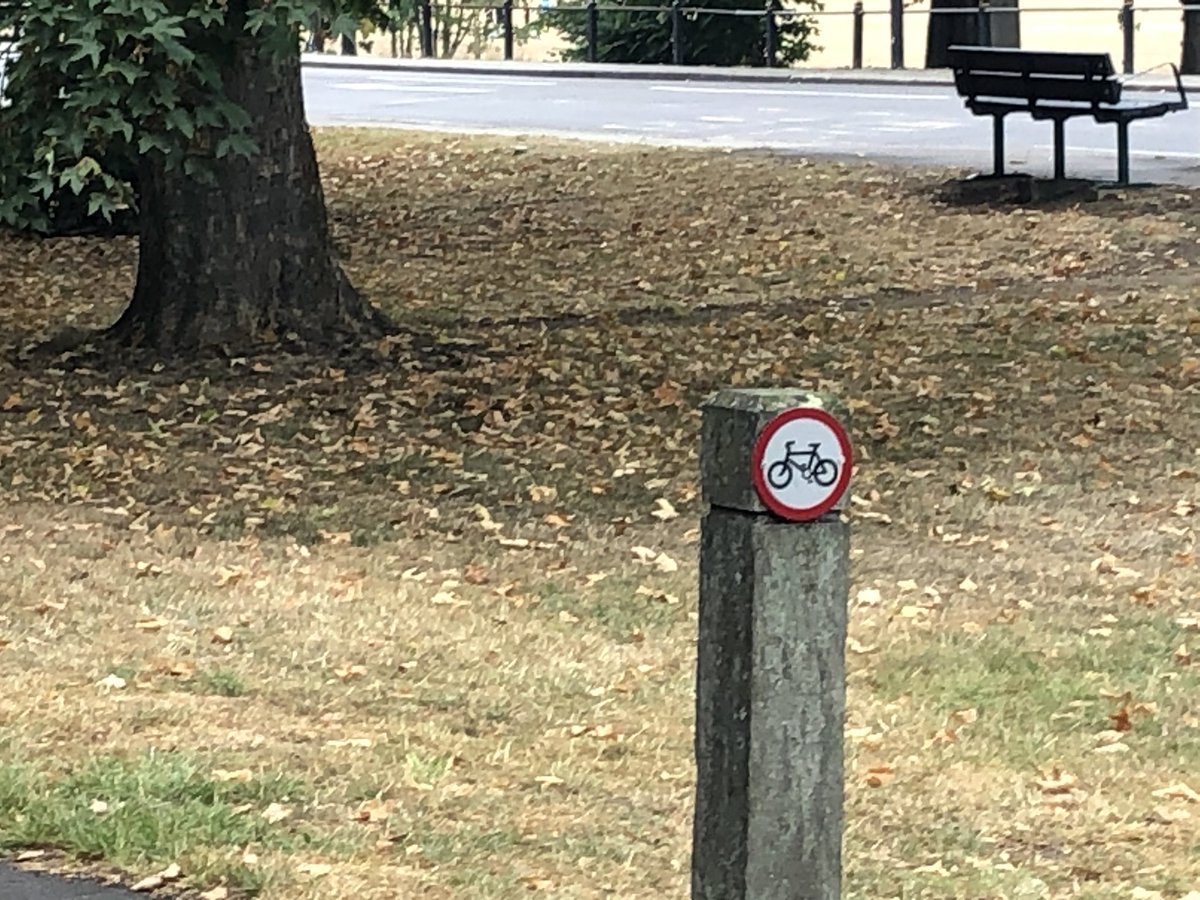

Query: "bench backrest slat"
(948, 45), (1120, 106)
(954, 72), (1121, 104)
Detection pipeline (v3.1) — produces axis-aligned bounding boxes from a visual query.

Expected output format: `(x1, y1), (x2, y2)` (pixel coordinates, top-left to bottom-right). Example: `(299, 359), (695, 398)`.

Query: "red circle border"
(750, 407), (853, 522)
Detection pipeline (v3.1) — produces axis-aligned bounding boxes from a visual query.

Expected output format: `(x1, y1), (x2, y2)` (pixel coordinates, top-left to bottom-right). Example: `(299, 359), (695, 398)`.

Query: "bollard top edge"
(702, 388), (845, 417)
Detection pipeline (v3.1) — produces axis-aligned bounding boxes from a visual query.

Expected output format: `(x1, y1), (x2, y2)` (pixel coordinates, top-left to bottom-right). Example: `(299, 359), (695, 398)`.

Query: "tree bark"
(110, 8), (388, 353)
(925, 0), (1019, 68)
(1183, 1), (1200, 74)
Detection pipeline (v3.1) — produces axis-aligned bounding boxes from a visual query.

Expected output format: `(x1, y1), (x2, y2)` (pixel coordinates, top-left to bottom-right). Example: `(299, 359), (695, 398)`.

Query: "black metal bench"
(948, 45), (1188, 185)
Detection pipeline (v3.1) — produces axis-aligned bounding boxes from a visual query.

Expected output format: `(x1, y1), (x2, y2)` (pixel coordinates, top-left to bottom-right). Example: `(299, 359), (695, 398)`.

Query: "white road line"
(600, 123), (667, 132)
(312, 72), (556, 87)
(699, 115), (745, 123)
(876, 122), (959, 132)
(651, 85), (952, 102)
(333, 81), (492, 94)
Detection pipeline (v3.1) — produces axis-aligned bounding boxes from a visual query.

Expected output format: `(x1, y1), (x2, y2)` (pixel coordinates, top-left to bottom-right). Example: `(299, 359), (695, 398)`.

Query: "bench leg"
(992, 115), (1005, 177)
(1052, 119), (1066, 180)
(1116, 121), (1130, 185)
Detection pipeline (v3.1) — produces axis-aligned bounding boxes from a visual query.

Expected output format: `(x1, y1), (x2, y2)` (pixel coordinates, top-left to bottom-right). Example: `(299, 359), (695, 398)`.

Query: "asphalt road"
(0, 865), (137, 900)
(302, 66), (1200, 184)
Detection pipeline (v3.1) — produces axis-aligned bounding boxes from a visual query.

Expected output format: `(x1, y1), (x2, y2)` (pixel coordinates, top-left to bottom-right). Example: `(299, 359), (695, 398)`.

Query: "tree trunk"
(307, 16), (327, 52)
(925, 0), (1019, 68)
(1183, 1), (1200, 74)
(110, 10), (387, 353)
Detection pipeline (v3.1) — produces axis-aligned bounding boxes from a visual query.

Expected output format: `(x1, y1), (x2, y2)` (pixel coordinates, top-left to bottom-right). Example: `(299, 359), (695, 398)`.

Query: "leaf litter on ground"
(0, 131), (1198, 898)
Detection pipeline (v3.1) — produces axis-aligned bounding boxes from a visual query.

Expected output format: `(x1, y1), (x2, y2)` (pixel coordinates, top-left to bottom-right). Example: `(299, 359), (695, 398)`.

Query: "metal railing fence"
(358, 0), (1200, 74)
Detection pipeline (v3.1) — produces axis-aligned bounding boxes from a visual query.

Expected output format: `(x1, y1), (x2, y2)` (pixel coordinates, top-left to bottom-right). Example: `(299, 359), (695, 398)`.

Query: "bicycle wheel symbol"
(765, 441), (840, 491)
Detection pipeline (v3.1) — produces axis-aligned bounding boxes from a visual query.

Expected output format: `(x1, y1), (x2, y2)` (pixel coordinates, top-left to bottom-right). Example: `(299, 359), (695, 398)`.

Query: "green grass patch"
(193, 669), (249, 698)
(534, 577), (686, 640)
(871, 613), (1200, 768)
(0, 753), (318, 893)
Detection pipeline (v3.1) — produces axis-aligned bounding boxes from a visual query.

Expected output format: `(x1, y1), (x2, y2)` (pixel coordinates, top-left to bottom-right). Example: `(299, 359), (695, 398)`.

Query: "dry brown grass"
(0, 131), (1199, 899)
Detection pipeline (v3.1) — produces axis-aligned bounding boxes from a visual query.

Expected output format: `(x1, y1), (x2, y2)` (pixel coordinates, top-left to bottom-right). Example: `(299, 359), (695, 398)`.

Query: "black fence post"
(764, 7), (778, 68)
(976, 0), (992, 46)
(419, 0), (434, 57)
(890, 0), (904, 69)
(587, 0), (599, 61)
(671, 0), (685, 65)
(502, 0), (514, 59)
(852, 1), (864, 69)
(1120, 0), (1134, 74)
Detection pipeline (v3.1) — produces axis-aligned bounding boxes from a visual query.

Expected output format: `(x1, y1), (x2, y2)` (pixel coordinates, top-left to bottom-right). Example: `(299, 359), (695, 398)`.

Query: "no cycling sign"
(751, 407), (853, 522)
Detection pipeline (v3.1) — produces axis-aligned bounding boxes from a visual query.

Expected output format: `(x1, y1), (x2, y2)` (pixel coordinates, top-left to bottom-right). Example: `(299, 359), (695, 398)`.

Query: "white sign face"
(751, 408), (852, 521)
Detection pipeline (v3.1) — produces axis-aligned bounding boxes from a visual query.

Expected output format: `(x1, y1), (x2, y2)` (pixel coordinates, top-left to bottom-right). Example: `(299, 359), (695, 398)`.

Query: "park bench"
(948, 45), (1188, 185)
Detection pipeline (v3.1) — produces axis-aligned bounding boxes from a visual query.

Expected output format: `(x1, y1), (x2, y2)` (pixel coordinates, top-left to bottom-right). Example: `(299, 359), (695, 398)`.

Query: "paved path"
(301, 58), (1200, 185)
(0, 865), (137, 899)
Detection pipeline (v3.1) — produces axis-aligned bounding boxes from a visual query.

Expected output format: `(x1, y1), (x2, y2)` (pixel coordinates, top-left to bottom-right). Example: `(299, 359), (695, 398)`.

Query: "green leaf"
(215, 133), (257, 159)
(66, 37), (104, 69)
(164, 106), (194, 140)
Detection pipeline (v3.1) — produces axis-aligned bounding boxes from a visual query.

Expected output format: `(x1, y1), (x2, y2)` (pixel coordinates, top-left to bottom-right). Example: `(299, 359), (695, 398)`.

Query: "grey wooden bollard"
(693, 388), (852, 900)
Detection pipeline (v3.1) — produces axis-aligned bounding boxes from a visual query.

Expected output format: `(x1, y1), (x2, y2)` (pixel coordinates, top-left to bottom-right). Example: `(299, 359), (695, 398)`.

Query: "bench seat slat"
(967, 98), (1185, 121)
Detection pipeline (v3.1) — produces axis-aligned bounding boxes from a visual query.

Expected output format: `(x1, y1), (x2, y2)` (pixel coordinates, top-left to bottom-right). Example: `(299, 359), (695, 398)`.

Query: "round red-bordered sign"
(751, 407), (853, 522)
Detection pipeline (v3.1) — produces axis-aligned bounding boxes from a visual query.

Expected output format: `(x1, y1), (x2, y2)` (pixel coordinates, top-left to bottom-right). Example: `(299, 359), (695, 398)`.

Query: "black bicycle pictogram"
(766, 440), (840, 490)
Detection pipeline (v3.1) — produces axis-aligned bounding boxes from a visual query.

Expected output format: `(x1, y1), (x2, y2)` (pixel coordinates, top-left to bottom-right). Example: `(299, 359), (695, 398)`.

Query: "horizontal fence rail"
(310, 1), (1200, 75)
(0, 2), (1197, 78)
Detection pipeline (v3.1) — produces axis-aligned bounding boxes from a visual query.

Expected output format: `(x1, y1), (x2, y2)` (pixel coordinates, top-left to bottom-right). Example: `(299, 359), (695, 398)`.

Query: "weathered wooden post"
(693, 389), (852, 900)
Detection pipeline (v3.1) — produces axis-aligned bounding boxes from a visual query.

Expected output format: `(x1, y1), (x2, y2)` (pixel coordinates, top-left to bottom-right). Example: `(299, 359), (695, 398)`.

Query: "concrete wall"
(806, 0), (1186, 70)
(353, 1), (1189, 71)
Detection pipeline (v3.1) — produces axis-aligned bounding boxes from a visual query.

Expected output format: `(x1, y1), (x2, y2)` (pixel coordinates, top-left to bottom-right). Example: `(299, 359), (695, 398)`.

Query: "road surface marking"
(876, 121), (959, 132)
(699, 115), (746, 123)
(651, 85), (953, 102)
(334, 81), (492, 94)
(311, 72), (555, 88)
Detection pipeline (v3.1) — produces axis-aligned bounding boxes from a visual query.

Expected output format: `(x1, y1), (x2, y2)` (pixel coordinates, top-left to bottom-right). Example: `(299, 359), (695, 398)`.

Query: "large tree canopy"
(0, 0), (391, 354)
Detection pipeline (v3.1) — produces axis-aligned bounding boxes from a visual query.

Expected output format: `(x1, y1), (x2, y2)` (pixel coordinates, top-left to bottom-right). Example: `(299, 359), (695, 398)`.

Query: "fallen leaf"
(464, 563), (489, 584)
(1109, 707), (1133, 732)
(351, 798), (396, 823)
(651, 497), (679, 521)
(129, 864), (180, 893)
(334, 663), (368, 681)
(528, 485), (557, 503)
(261, 802), (292, 824)
(1035, 770), (1076, 794)
(863, 765), (895, 787)
(212, 768), (254, 783)
(130, 875), (165, 893)
(855, 587), (882, 606)
(1152, 783), (1200, 803)
(296, 863), (332, 878)
(211, 626), (234, 644)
